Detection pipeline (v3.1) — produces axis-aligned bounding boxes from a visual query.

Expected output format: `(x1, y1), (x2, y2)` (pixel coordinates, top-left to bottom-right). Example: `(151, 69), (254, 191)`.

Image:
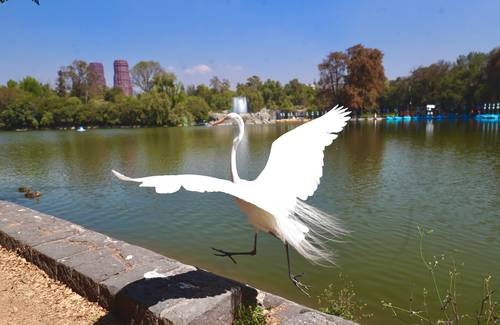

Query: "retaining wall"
(0, 200), (355, 325)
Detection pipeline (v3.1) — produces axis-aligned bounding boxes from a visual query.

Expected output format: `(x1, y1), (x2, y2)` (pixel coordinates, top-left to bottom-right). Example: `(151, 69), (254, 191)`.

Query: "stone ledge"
(0, 200), (356, 325)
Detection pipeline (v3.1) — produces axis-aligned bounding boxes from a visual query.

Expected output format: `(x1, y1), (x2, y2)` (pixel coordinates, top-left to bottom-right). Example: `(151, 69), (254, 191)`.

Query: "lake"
(0, 120), (498, 324)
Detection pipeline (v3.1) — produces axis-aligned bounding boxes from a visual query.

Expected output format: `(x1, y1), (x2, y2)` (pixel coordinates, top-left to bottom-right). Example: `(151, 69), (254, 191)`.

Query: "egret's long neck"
(230, 117), (244, 183)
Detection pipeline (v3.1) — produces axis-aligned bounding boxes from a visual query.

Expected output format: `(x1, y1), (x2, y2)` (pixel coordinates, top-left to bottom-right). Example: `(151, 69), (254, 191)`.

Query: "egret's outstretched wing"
(255, 106), (350, 202)
(112, 170), (243, 195)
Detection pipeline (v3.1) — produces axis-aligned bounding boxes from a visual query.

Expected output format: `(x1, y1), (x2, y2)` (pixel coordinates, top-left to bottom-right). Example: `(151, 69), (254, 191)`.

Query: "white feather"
(112, 106), (351, 265)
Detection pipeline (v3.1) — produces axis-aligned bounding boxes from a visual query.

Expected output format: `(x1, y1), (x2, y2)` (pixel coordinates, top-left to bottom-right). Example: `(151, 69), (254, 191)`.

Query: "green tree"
(6, 80), (17, 88)
(55, 69), (68, 97)
(139, 91), (172, 126)
(195, 84), (212, 104)
(178, 96), (210, 123)
(104, 87), (124, 102)
(452, 52), (488, 107)
(131, 61), (165, 92)
(284, 78), (316, 109)
(18, 76), (47, 97)
(261, 79), (286, 109)
(153, 72), (185, 109)
(485, 47), (500, 101)
(236, 76), (264, 111)
(209, 76), (231, 93)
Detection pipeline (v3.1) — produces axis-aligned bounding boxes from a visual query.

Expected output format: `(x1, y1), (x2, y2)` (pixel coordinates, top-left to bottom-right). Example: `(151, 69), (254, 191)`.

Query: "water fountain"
(232, 97), (248, 114)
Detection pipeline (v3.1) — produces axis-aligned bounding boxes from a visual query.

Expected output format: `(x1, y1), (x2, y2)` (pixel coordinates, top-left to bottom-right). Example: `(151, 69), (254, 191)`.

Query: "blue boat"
(475, 114), (499, 122)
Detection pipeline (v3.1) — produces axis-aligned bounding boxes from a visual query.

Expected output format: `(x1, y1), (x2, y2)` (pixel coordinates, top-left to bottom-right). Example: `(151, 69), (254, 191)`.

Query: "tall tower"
(88, 62), (106, 97)
(113, 60), (133, 96)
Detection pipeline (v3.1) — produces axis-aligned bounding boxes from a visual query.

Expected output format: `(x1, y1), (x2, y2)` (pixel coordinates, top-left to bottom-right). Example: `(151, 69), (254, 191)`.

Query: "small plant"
(234, 304), (267, 325)
(318, 273), (372, 321)
(381, 226), (499, 324)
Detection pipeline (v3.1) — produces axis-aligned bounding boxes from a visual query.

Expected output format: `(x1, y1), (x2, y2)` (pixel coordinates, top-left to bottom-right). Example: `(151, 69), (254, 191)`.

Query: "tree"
(237, 84), (263, 112)
(153, 72), (185, 109)
(344, 44), (386, 111)
(6, 80), (17, 88)
(179, 96), (210, 123)
(485, 48), (500, 101)
(131, 61), (165, 92)
(195, 84), (211, 103)
(0, 0), (39, 5)
(55, 69), (68, 97)
(318, 51), (348, 108)
(261, 79), (286, 109)
(104, 87), (124, 102)
(410, 61), (452, 110)
(59, 60), (91, 102)
(206, 77), (232, 111)
(19, 76), (48, 96)
(378, 77), (411, 113)
(235, 76), (264, 112)
(284, 79), (316, 109)
(318, 45), (386, 111)
(209, 76), (231, 93)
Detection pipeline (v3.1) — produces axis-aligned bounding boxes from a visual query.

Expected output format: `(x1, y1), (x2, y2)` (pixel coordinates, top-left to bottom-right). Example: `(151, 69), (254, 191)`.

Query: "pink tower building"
(113, 60), (133, 96)
(88, 62), (106, 97)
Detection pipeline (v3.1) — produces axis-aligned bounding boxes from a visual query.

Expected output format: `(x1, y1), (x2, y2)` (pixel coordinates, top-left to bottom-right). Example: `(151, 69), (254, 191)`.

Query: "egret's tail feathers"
(285, 200), (347, 266)
(112, 170), (140, 182)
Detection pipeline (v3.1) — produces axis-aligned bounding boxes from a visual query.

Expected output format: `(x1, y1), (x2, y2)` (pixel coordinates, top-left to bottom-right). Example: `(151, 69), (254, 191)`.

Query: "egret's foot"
(289, 272), (311, 296)
(211, 247), (256, 264)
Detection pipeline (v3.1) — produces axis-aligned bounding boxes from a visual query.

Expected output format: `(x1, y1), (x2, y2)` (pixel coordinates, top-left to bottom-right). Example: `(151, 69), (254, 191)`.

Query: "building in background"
(113, 60), (133, 96)
(88, 62), (106, 97)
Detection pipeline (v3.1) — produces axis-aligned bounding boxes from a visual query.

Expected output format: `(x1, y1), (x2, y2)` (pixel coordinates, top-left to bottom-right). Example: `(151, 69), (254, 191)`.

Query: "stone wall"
(0, 200), (356, 325)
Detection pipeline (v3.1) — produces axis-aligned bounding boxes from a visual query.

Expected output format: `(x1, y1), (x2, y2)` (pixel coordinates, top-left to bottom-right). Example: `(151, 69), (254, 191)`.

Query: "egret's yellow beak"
(211, 117), (226, 126)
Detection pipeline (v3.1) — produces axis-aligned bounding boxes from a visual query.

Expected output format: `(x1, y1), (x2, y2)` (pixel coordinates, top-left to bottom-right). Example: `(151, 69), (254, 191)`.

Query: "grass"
(235, 226), (499, 324)
(318, 273), (372, 321)
(233, 304), (267, 325)
(381, 226), (499, 324)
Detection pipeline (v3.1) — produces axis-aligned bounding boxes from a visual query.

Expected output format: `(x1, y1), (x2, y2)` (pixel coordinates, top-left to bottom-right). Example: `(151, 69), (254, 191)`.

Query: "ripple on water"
(0, 121), (498, 324)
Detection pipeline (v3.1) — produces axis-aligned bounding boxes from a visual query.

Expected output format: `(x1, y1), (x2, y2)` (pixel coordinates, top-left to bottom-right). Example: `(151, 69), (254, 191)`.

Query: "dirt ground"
(0, 245), (117, 325)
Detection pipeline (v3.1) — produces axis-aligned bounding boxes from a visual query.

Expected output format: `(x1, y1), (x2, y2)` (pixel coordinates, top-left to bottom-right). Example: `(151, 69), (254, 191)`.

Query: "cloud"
(184, 64), (212, 75)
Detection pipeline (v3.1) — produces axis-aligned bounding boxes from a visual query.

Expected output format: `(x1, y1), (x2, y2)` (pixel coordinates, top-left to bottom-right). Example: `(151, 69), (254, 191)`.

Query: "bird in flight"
(112, 105), (351, 295)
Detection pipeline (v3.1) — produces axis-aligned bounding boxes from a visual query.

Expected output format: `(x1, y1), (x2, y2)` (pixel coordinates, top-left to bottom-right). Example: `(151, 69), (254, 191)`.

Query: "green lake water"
(0, 120), (498, 324)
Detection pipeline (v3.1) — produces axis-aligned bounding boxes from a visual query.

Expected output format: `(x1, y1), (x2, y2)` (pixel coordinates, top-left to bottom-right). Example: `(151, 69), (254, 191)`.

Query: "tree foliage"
(131, 61), (165, 92)
(380, 48), (498, 113)
(318, 44), (386, 111)
(2, 45), (499, 130)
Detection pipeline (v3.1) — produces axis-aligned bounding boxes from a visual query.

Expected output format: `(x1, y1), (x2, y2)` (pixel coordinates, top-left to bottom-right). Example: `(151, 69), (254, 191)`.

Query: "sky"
(1, 0), (500, 88)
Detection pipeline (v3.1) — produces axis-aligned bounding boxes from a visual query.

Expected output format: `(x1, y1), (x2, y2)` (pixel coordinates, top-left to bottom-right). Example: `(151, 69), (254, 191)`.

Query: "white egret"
(112, 105), (351, 295)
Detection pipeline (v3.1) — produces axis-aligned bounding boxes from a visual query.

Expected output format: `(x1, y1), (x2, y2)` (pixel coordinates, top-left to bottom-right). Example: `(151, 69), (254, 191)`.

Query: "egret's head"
(211, 112), (243, 126)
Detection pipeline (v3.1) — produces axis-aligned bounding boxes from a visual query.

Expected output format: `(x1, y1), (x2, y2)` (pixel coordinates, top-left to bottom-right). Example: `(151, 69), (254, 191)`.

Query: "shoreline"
(0, 200), (356, 325)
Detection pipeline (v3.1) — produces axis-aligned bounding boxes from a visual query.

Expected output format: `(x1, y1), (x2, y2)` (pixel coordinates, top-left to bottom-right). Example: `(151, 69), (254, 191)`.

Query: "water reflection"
(0, 120), (498, 325)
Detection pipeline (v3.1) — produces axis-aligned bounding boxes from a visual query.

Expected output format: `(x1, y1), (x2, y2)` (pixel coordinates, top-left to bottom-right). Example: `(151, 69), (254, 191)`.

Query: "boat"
(475, 114), (499, 121)
(76, 126), (86, 132)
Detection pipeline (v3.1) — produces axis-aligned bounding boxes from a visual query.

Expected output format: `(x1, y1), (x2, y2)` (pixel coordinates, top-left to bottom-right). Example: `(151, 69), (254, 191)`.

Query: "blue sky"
(1, 0), (499, 88)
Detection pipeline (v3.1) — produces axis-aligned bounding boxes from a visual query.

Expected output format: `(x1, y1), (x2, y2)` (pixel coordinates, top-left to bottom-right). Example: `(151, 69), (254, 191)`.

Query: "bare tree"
(318, 51), (348, 107)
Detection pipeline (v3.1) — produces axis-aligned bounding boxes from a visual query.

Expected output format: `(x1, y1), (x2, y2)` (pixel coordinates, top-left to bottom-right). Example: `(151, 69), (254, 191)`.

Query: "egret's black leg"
(285, 243), (310, 296)
(212, 232), (257, 264)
